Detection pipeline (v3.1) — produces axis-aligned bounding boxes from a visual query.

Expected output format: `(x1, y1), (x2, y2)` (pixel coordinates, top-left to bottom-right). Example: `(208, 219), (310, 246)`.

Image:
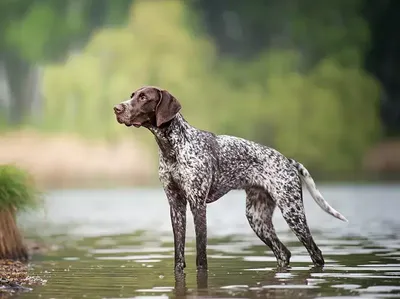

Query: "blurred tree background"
(0, 0), (399, 186)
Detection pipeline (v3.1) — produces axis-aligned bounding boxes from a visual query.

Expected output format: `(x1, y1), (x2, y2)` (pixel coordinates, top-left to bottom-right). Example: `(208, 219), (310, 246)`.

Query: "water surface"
(18, 184), (400, 298)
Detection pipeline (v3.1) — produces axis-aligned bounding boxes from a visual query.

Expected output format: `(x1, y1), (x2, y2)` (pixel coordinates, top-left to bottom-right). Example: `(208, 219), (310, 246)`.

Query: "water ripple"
(17, 186), (400, 299)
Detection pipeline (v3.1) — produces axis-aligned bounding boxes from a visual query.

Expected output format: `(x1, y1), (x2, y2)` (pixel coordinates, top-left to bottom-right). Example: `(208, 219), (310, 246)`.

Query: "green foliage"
(40, 0), (382, 174)
(41, 0), (220, 141)
(0, 165), (42, 212)
(214, 50), (381, 173)
(0, 0), (132, 126)
(1, 0), (132, 62)
(190, 0), (369, 68)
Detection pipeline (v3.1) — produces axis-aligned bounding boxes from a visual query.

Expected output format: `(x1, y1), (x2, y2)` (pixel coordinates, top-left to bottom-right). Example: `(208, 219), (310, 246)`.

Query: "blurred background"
(1, 2), (400, 296)
(0, 0), (399, 189)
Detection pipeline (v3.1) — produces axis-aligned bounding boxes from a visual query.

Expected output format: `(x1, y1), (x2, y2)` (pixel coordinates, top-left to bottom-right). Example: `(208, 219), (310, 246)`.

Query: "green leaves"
(38, 0), (381, 175)
(1, 0), (132, 62)
(5, 3), (56, 61)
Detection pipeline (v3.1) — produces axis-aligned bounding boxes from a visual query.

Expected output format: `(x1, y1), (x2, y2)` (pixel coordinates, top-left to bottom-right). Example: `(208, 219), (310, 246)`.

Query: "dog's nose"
(114, 104), (125, 114)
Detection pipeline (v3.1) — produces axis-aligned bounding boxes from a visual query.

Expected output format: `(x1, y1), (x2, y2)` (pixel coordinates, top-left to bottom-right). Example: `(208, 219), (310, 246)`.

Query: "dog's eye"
(130, 92), (135, 98)
(138, 94), (146, 101)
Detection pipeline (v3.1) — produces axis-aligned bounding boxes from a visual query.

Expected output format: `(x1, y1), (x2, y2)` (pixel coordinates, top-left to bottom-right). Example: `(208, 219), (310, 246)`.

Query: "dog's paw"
(276, 263), (291, 271)
(311, 255), (325, 268)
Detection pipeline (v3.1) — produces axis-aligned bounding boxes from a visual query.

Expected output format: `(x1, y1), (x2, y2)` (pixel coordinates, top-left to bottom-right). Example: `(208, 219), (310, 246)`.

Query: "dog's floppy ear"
(155, 89), (181, 127)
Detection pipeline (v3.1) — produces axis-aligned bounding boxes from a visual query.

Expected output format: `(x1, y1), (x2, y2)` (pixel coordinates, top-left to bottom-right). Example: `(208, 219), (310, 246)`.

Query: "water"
(16, 184), (400, 298)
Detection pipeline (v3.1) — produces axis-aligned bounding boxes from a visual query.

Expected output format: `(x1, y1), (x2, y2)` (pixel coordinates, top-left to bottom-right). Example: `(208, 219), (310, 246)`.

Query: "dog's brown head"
(114, 86), (181, 128)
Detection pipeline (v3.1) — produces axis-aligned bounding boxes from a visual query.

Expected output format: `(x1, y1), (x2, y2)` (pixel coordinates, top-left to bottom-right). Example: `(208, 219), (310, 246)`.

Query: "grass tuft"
(0, 164), (42, 212)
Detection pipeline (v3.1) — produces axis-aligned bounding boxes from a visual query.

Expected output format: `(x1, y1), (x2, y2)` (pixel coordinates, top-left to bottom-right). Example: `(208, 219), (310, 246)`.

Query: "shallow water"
(16, 184), (400, 298)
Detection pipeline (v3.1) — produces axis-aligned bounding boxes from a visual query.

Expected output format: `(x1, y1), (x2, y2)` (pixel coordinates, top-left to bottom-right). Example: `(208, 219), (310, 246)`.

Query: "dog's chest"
(159, 155), (184, 186)
(165, 161), (181, 182)
(160, 148), (202, 186)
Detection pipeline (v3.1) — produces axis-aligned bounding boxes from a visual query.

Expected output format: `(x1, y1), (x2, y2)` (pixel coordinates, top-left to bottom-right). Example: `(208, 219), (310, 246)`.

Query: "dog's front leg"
(189, 200), (207, 270)
(167, 190), (187, 273)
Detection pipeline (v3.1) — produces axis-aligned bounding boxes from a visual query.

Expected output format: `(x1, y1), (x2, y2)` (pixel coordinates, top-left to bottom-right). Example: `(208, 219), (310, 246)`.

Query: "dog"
(113, 86), (348, 272)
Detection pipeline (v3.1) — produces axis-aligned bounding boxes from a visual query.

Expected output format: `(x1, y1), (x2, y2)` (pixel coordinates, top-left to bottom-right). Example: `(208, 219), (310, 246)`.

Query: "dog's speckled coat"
(114, 86), (348, 272)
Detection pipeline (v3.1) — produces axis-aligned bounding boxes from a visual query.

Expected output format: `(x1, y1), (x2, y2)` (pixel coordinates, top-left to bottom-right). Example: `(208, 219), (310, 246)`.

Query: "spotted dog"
(113, 86), (348, 272)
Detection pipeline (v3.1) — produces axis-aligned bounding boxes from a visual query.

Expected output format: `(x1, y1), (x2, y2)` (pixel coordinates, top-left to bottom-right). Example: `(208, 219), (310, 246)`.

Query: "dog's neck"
(147, 113), (191, 158)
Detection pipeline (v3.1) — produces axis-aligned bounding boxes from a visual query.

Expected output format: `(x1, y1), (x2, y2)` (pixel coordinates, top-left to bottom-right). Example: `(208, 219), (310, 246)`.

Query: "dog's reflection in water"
(173, 266), (321, 298)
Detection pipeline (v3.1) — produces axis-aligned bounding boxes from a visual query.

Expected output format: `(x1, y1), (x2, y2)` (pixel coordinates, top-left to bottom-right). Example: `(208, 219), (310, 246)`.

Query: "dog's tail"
(289, 159), (348, 222)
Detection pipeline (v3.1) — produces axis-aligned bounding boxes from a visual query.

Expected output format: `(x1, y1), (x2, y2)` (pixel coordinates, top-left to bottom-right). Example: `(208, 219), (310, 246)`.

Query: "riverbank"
(0, 130), (157, 189)
(0, 130), (399, 189)
(363, 139), (400, 176)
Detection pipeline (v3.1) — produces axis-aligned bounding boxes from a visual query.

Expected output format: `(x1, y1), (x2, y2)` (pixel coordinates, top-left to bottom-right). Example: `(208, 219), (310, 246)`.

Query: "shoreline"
(0, 130), (157, 190)
(0, 130), (399, 189)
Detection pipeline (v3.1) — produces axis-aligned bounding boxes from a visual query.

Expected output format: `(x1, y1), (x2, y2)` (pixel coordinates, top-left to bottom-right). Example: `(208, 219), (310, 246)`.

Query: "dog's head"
(113, 86), (181, 128)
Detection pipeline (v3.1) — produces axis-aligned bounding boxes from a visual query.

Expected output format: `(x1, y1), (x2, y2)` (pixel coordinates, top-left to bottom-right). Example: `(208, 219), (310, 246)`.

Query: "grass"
(0, 164), (42, 261)
(0, 164), (42, 212)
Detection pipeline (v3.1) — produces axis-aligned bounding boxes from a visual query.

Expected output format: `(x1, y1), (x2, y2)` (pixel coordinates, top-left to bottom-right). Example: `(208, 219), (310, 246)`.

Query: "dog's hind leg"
(276, 178), (325, 267)
(245, 187), (291, 267)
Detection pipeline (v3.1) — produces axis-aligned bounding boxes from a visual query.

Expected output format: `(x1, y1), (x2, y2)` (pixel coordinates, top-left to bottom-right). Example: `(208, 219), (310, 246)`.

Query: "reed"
(0, 165), (41, 261)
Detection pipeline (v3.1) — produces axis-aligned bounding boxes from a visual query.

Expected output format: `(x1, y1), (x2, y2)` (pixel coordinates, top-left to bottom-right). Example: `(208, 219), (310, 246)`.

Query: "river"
(17, 184), (400, 298)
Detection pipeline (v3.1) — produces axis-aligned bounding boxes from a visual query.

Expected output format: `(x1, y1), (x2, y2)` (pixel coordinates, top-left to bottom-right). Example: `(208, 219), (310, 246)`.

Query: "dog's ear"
(155, 89), (181, 127)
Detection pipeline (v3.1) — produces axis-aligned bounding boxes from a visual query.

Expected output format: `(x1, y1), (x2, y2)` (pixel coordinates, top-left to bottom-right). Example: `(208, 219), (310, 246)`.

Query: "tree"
(41, 0), (221, 141)
(41, 0), (381, 175)
(190, 0), (368, 65)
(0, 0), (132, 125)
(191, 0), (400, 137)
